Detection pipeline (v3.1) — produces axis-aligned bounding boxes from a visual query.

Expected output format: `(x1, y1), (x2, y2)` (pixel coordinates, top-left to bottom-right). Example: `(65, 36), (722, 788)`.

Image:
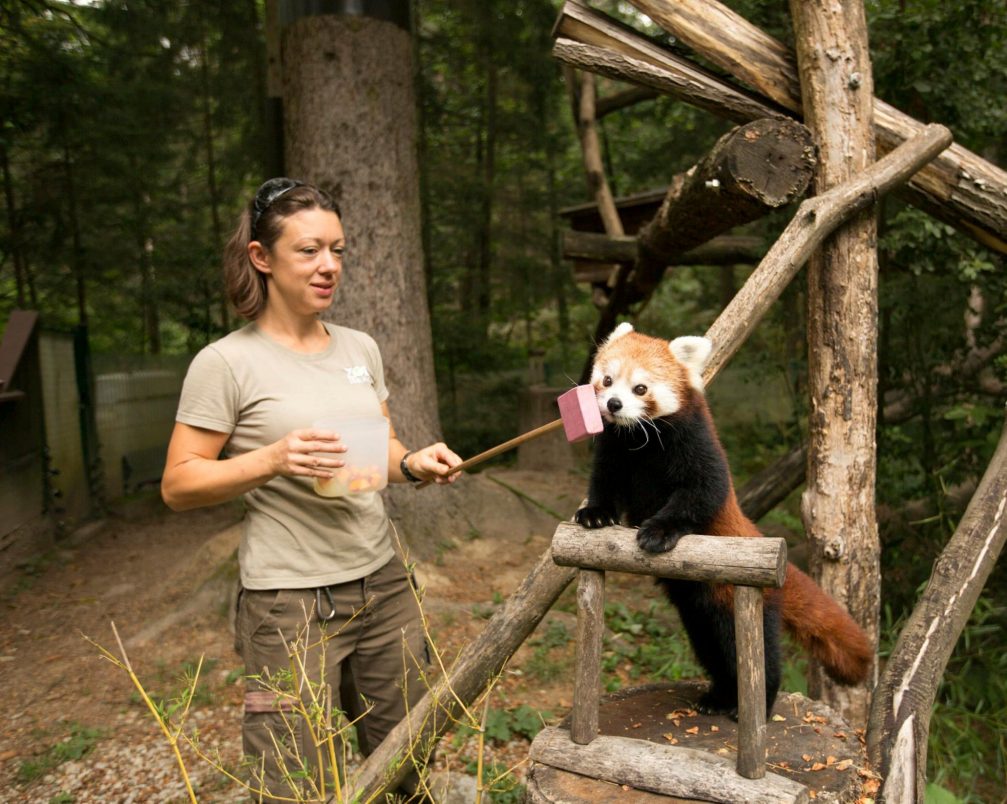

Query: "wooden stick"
(571, 569), (605, 745)
(734, 586), (767, 779)
(415, 418), (564, 488)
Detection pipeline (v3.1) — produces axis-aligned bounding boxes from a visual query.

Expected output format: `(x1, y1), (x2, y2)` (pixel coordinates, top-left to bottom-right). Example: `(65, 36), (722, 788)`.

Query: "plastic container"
(311, 416), (389, 498)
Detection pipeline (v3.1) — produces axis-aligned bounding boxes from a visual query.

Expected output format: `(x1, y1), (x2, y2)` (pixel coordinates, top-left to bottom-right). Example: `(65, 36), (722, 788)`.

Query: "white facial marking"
(650, 382), (680, 416)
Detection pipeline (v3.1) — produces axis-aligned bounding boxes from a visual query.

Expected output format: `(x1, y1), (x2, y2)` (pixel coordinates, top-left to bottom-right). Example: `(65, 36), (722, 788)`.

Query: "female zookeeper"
(162, 178), (461, 801)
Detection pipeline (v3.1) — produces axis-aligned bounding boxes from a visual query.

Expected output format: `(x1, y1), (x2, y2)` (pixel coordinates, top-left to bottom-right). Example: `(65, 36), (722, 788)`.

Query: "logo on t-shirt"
(345, 365), (373, 385)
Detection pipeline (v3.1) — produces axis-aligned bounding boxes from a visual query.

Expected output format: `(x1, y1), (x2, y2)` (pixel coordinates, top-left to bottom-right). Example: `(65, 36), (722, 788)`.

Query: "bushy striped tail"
(781, 564), (872, 685)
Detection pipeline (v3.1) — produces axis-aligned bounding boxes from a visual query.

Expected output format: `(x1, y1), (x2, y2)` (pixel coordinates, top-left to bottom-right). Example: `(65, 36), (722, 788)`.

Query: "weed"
(524, 618), (573, 683)
(17, 723), (104, 784)
(601, 601), (702, 691)
(48, 793), (75, 804)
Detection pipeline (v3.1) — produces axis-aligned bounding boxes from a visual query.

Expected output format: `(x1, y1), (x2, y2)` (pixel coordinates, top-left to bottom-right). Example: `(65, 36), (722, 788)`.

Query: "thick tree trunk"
(282, 13), (458, 553)
(789, 0), (879, 725)
(621, 0), (1007, 254)
(867, 409), (1007, 803)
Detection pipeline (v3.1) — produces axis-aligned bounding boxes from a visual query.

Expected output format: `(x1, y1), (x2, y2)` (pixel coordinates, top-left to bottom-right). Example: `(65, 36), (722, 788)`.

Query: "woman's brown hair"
(222, 179), (341, 320)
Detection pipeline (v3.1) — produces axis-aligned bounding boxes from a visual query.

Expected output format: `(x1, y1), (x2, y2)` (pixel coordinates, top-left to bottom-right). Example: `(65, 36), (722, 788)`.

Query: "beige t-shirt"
(175, 322), (394, 590)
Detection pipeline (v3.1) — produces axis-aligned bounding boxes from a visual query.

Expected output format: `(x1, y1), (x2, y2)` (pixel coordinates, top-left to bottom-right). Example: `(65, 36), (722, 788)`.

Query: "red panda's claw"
(574, 506), (616, 529)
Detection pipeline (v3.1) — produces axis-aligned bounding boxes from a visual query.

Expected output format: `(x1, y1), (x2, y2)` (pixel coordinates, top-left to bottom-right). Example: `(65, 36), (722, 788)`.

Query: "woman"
(162, 177), (461, 802)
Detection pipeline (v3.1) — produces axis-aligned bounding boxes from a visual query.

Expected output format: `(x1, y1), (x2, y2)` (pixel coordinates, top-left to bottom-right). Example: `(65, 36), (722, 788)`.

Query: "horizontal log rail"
(552, 522), (787, 587)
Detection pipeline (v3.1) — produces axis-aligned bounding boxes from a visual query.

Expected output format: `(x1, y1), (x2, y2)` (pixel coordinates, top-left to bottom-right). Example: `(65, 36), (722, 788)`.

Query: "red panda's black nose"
(607, 397), (623, 414)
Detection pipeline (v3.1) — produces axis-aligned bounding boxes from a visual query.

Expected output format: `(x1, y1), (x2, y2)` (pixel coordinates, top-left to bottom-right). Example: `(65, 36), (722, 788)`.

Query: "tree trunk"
(789, 0), (879, 725)
(198, 24), (228, 337)
(0, 142), (28, 308)
(867, 409), (1007, 803)
(621, 0), (1007, 254)
(282, 11), (458, 553)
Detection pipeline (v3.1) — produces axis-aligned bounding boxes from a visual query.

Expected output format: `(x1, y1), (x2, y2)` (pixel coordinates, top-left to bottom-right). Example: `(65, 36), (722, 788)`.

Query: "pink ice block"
(557, 385), (604, 442)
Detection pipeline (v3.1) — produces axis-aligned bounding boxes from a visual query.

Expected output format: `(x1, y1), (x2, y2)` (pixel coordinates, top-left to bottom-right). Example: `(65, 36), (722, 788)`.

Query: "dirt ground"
(1, 467), (668, 803)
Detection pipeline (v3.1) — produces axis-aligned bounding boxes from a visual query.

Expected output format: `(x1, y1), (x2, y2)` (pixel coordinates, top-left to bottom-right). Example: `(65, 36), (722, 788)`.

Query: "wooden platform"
(526, 681), (867, 803)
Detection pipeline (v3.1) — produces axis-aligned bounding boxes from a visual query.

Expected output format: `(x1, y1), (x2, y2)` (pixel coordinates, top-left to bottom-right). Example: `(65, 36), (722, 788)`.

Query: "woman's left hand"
(408, 442), (463, 484)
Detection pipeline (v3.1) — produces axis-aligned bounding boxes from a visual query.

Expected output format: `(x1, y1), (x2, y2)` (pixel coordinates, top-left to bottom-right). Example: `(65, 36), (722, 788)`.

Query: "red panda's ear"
(670, 336), (712, 390)
(604, 322), (634, 345)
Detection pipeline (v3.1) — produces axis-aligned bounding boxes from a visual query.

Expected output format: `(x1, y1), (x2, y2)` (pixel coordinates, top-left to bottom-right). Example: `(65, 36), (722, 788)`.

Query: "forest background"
(2, 0), (1006, 800)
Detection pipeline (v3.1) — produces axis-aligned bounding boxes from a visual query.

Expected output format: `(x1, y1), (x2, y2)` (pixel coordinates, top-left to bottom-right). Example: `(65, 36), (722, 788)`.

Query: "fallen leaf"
(710, 725), (719, 733)
(802, 753), (814, 762)
(662, 733), (679, 744)
(811, 762), (827, 771)
(685, 726), (699, 735)
(631, 722), (642, 729)
(835, 759), (853, 771)
(827, 755), (837, 766)
(834, 731), (847, 739)
(771, 714), (787, 722)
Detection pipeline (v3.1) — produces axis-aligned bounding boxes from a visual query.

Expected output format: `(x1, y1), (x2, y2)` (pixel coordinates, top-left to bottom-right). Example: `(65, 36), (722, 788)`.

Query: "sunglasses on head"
(251, 178), (305, 237)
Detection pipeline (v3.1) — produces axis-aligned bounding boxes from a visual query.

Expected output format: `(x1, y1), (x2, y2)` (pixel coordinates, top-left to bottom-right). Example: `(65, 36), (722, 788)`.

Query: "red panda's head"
(590, 323), (712, 426)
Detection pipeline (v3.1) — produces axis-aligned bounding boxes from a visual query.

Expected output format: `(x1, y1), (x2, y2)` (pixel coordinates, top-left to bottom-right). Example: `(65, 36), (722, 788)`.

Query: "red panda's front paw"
(575, 506), (617, 529)
(636, 520), (686, 553)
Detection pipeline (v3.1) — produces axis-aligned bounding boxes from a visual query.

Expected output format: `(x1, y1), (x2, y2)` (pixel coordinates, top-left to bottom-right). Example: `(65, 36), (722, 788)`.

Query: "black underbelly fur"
(576, 411), (782, 716)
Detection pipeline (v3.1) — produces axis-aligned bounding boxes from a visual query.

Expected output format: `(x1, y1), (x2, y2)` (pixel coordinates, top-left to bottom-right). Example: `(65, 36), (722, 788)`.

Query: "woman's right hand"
(269, 427), (348, 479)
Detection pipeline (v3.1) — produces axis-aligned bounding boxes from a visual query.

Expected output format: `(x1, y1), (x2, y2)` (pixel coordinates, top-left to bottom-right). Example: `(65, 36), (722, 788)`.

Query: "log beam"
(529, 728), (808, 803)
(631, 117), (814, 302)
(789, 0), (880, 725)
(702, 124), (951, 385)
(867, 408), (1007, 802)
(622, 0), (1007, 253)
(552, 523), (787, 588)
(564, 230), (763, 271)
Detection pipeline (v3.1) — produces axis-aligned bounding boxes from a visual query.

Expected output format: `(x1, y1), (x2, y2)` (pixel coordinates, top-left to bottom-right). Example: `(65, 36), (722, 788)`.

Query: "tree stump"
(526, 681), (867, 803)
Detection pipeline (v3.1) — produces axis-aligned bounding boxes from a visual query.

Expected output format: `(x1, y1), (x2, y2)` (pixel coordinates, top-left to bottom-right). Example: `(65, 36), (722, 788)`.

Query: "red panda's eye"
(603, 376), (613, 387)
(633, 384), (648, 396)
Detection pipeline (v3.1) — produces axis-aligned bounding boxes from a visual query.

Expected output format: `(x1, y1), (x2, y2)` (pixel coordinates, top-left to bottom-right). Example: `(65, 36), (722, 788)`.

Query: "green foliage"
(17, 723), (104, 784)
(524, 617), (574, 683)
(602, 601), (702, 691)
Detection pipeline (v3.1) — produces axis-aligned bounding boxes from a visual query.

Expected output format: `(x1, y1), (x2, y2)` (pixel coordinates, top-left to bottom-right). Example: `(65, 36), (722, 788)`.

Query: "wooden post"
(734, 585), (767, 779)
(571, 569), (605, 744)
(789, 0), (880, 725)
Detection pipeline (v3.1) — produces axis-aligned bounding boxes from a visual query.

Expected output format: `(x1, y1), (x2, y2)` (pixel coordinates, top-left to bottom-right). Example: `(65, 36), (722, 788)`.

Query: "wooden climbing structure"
(339, 2), (1007, 802)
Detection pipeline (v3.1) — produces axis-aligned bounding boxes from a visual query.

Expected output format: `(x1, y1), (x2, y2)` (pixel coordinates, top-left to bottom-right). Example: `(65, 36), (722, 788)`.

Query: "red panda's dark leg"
(659, 579), (781, 718)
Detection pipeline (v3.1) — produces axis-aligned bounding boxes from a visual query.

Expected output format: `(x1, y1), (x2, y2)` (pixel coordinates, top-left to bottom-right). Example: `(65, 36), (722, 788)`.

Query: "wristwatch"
(400, 451), (423, 483)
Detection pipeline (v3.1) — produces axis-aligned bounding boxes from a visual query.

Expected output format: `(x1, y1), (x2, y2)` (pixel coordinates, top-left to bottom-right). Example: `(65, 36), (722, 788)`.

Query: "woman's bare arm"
(161, 421), (346, 511)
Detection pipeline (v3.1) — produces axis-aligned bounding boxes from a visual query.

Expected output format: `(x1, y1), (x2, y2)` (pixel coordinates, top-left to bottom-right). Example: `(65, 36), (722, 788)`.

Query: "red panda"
(575, 323), (871, 716)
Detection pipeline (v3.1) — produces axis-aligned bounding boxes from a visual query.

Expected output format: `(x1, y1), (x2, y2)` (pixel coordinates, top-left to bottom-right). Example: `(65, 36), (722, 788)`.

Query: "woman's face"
(251, 207), (345, 317)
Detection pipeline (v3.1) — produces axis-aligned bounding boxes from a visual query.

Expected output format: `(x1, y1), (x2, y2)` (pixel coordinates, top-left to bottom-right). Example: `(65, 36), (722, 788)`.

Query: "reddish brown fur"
(705, 491), (871, 684)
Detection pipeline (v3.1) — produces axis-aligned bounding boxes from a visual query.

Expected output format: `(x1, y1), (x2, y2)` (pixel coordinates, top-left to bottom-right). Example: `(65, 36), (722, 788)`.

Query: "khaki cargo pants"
(235, 556), (429, 802)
